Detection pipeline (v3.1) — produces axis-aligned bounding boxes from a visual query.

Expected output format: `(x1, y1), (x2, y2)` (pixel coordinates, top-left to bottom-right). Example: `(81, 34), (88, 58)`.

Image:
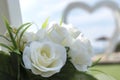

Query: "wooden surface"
(92, 52), (120, 64)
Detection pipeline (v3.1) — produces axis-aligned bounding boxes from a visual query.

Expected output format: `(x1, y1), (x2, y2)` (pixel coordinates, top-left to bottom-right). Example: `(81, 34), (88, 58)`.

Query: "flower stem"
(17, 56), (20, 80)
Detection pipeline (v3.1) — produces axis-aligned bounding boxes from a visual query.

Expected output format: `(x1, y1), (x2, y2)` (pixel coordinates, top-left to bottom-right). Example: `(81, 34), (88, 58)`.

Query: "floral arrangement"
(0, 19), (97, 80)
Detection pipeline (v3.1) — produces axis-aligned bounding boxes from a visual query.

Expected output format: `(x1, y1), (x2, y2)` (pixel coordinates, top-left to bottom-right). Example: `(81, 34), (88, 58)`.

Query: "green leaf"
(91, 57), (102, 67)
(70, 71), (98, 80)
(60, 16), (63, 26)
(90, 68), (107, 75)
(13, 49), (21, 55)
(0, 35), (11, 41)
(94, 73), (116, 80)
(15, 23), (32, 39)
(42, 17), (49, 29)
(4, 19), (17, 49)
(18, 24), (32, 50)
(0, 43), (12, 51)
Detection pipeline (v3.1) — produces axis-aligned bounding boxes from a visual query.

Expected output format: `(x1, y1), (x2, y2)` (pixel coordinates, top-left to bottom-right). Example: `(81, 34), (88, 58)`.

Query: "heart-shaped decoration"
(62, 1), (120, 54)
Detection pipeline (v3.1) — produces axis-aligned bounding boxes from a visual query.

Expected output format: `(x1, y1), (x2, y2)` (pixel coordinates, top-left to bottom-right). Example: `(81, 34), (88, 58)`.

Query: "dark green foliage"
(0, 51), (16, 80)
(0, 51), (97, 80)
(22, 58), (97, 80)
(4, 19), (18, 49)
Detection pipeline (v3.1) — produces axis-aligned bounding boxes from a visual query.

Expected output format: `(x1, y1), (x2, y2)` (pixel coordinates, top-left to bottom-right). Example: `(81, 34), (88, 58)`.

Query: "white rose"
(36, 22), (79, 47)
(45, 22), (72, 46)
(62, 23), (81, 39)
(23, 41), (66, 77)
(22, 32), (37, 43)
(17, 32), (37, 51)
(68, 34), (93, 71)
(36, 29), (49, 42)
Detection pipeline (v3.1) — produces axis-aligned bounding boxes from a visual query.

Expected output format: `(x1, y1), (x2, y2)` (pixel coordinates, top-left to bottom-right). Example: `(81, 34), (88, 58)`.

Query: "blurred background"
(19, 0), (120, 55)
(0, 0), (120, 80)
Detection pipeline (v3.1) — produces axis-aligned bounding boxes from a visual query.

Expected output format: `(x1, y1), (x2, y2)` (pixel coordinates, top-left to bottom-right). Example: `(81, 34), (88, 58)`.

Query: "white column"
(0, 0), (9, 35)
(7, 0), (22, 27)
(0, 0), (22, 50)
(0, 0), (22, 35)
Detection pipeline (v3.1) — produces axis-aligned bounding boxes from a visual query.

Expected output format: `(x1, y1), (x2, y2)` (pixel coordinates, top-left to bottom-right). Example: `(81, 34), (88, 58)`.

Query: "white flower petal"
(68, 34), (93, 71)
(23, 41), (67, 77)
(62, 23), (81, 38)
(23, 46), (32, 69)
(74, 64), (88, 71)
(46, 22), (70, 46)
(22, 32), (37, 43)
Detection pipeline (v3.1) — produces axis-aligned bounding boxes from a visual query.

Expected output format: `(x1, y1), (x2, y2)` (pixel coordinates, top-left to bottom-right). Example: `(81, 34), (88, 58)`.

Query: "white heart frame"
(62, 1), (120, 54)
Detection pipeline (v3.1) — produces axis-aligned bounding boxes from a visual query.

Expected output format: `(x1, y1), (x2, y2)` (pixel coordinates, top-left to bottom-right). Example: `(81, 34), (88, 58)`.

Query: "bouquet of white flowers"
(0, 18), (97, 80)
